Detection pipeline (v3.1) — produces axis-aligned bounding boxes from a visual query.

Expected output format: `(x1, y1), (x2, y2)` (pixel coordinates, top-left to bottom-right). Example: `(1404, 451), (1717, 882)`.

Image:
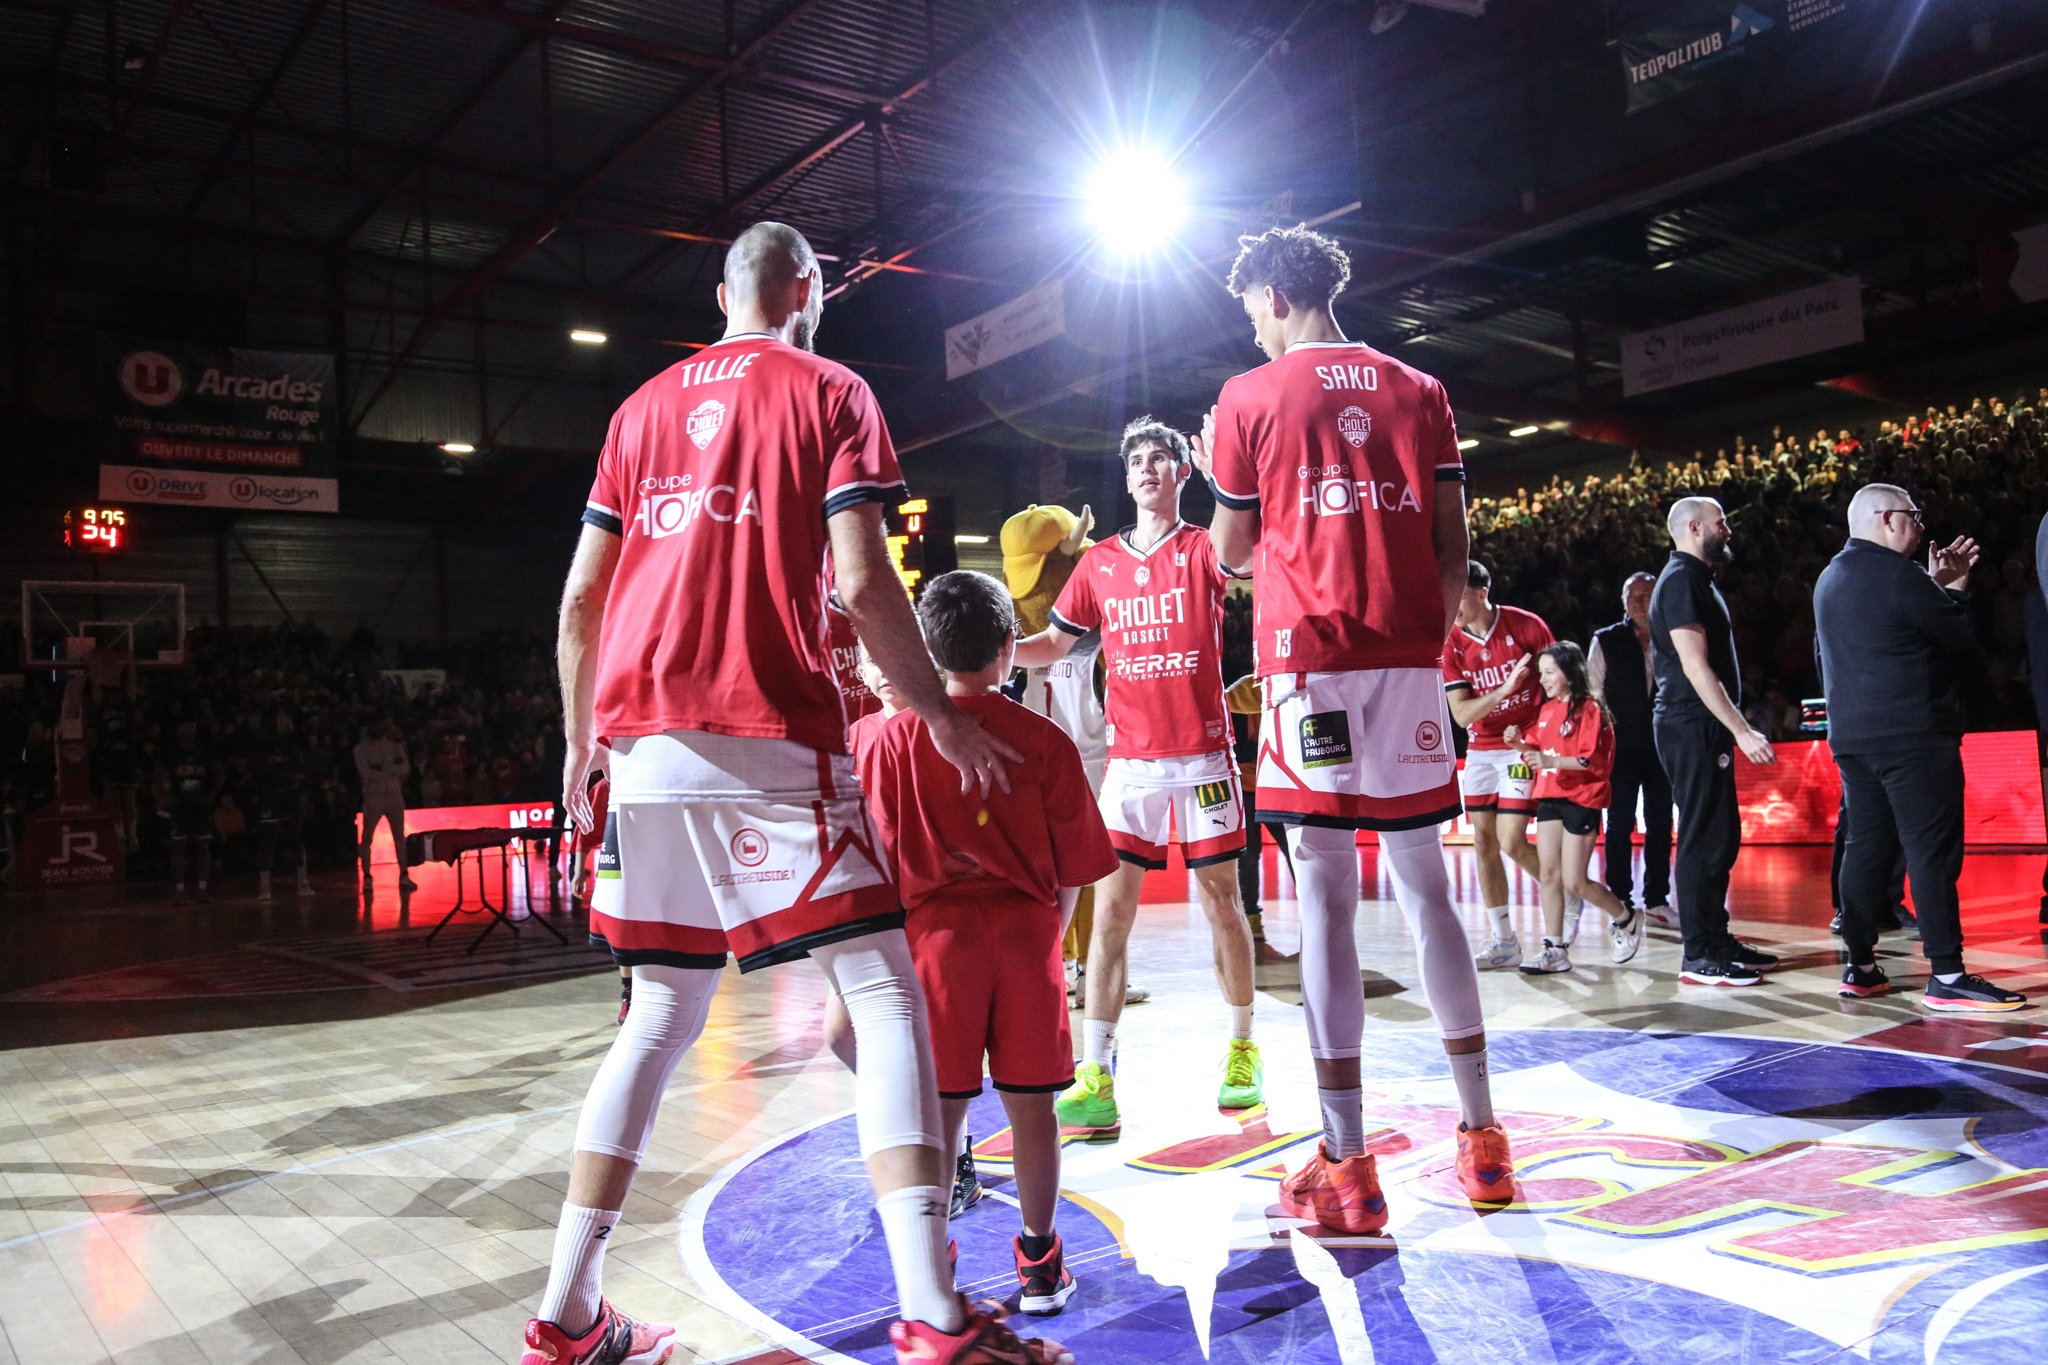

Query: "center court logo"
(690, 1030), (2048, 1365)
(729, 827), (769, 867)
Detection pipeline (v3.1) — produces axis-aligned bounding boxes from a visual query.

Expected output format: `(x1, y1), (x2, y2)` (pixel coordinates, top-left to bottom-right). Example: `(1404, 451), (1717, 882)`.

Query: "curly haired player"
(1193, 223), (1518, 1233)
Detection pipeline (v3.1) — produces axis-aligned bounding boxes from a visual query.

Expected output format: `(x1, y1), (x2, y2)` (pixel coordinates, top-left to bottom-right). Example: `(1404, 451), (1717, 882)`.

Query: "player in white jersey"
(1013, 418), (1262, 1127)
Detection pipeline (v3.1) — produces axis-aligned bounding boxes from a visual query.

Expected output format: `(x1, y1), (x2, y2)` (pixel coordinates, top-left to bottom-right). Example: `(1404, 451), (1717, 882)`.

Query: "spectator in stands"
(1588, 572), (1672, 929)
(355, 716), (416, 895)
(1816, 484), (2023, 1011)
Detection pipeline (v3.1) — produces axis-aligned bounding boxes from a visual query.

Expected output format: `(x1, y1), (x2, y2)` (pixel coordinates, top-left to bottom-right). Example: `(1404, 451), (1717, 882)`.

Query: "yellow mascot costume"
(1000, 503), (1109, 995)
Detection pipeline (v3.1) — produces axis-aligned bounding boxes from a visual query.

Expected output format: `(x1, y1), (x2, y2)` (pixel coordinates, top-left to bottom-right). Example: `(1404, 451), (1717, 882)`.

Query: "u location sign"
(102, 337), (339, 512)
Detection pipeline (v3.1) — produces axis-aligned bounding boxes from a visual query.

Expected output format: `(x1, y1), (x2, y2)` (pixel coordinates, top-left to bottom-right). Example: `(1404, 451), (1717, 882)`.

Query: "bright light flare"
(1508, 425), (1541, 438)
(1457, 438), (1480, 451)
(440, 442), (475, 454)
(569, 329), (608, 344)
(1083, 147), (1186, 256)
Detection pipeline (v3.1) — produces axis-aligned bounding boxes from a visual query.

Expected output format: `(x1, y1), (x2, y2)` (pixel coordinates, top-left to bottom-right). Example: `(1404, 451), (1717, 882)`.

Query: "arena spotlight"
(1457, 438), (1480, 451)
(1508, 425), (1541, 438)
(569, 329), (608, 345)
(440, 442), (475, 454)
(1082, 147), (1186, 256)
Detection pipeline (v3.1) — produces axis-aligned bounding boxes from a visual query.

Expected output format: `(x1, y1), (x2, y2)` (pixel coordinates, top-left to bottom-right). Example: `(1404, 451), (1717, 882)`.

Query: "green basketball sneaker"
(1218, 1038), (1264, 1110)
(1055, 1061), (1119, 1130)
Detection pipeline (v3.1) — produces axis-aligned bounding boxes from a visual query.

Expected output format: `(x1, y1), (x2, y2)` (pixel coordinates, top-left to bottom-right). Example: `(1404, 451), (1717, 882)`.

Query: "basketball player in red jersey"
(1440, 561), (1563, 968)
(1013, 418), (1262, 1128)
(1192, 224), (1516, 1233)
(532, 223), (1065, 1365)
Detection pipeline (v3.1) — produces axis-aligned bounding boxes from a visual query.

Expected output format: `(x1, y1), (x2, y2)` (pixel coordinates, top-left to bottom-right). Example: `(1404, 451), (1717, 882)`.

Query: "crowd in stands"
(0, 623), (565, 883)
(1456, 390), (2048, 738)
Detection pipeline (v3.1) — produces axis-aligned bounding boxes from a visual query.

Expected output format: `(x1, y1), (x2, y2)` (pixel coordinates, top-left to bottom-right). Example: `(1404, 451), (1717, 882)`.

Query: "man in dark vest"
(1589, 572), (1673, 928)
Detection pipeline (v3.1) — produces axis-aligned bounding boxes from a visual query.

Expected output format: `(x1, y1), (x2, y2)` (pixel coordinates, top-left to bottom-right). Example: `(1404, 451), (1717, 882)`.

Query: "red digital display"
(65, 506), (129, 554)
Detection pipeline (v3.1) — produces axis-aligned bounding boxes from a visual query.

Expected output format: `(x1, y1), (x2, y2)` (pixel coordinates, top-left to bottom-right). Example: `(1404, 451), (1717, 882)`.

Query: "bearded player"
(1013, 417), (1261, 1128)
(532, 222), (1070, 1365)
(1192, 224), (1515, 1233)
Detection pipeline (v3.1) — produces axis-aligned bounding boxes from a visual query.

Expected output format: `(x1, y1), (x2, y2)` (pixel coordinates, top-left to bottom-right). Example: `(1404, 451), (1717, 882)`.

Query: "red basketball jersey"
(1440, 604), (1554, 751)
(857, 694), (1118, 910)
(1528, 696), (1614, 810)
(1048, 522), (1234, 762)
(582, 335), (905, 753)
(1209, 342), (1464, 674)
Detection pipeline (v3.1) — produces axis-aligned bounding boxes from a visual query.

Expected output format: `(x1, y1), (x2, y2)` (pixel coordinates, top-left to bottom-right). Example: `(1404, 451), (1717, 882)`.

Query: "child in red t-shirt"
(1503, 642), (1643, 974)
(859, 570), (1119, 1319)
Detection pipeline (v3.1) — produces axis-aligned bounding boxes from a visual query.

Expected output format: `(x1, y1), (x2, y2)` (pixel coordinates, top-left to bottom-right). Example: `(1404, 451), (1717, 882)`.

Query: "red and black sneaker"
(520, 1301), (675, 1365)
(1923, 973), (2026, 1013)
(1838, 963), (1891, 998)
(1014, 1232), (1076, 1316)
(891, 1298), (1073, 1365)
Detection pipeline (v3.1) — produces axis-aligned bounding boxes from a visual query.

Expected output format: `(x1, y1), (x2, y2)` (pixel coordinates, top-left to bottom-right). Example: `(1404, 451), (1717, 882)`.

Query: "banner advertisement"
(100, 464), (338, 513)
(944, 276), (1067, 380)
(1619, 3), (1775, 111)
(1620, 276), (1863, 397)
(104, 337), (339, 512)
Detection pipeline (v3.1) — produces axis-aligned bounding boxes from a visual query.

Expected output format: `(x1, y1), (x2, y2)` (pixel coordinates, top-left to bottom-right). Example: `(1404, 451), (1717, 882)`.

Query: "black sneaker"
(1724, 940), (1780, 971)
(1014, 1231), (1076, 1315)
(1680, 956), (1762, 987)
(949, 1140), (982, 1218)
(1923, 974), (2026, 1013)
(1838, 963), (1891, 998)
(1828, 910), (1842, 936)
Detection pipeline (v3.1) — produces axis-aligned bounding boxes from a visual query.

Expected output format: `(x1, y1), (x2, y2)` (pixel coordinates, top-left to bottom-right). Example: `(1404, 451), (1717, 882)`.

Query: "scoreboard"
(885, 495), (957, 594)
(64, 506), (129, 554)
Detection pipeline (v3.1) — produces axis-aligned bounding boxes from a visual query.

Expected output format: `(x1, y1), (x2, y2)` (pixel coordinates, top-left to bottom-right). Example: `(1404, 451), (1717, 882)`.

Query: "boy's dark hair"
(1226, 223), (1352, 308)
(1120, 415), (1189, 466)
(916, 570), (1015, 674)
(1467, 559), (1491, 590)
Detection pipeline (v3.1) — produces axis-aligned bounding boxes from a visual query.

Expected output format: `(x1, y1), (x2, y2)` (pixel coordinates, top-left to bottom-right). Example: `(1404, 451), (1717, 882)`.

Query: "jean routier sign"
(1620, 277), (1864, 398)
(101, 338), (339, 513)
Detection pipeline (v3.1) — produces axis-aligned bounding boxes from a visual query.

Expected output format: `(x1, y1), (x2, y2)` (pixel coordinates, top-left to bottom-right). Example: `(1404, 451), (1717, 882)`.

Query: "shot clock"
(65, 505), (129, 554)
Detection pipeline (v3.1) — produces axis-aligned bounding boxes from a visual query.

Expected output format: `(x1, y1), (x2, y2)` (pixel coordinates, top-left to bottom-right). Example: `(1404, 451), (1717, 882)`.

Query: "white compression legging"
(572, 929), (942, 1163)
(1288, 824), (1487, 1058)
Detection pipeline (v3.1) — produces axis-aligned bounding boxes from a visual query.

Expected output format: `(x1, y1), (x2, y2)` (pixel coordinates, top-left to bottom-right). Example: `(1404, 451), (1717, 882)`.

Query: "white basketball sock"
(1229, 1004), (1253, 1040)
(1084, 1018), (1117, 1068)
(1486, 904), (1514, 940)
(537, 1202), (618, 1335)
(1448, 1049), (1496, 1130)
(876, 1186), (962, 1331)
(1318, 1087), (1367, 1160)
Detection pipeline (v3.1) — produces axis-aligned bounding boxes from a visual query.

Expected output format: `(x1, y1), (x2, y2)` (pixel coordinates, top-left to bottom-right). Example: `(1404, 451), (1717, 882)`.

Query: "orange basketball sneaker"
(890, 1298), (1073, 1365)
(1455, 1123), (1517, 1203)
(1276, 1146), (1388, 1234)
(520, 1301), (675, 1365)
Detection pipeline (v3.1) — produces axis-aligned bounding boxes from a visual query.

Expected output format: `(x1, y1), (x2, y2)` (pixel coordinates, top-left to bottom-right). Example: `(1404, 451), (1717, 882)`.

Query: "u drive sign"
(1621, 276), (1864, 397)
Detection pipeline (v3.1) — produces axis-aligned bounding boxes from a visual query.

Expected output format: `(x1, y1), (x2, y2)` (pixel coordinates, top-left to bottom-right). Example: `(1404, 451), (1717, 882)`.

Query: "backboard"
(19, 580), (187, 672)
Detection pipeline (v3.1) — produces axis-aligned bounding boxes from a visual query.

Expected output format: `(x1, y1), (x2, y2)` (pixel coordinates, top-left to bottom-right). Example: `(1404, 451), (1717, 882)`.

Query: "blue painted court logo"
(681, 1028), (2048, 1364)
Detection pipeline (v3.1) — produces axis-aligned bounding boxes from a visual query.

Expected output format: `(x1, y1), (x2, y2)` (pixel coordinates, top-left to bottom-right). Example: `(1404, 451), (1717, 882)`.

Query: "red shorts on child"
(905, 885), (1073, 1099)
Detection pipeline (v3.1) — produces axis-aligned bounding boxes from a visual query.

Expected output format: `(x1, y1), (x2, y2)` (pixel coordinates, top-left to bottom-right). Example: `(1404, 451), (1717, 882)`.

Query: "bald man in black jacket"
(1815, 482), (2024, 1012)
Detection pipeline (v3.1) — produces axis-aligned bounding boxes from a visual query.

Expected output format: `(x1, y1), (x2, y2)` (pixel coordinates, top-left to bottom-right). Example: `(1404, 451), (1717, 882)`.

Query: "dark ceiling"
(5, 0), (2048, 532)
